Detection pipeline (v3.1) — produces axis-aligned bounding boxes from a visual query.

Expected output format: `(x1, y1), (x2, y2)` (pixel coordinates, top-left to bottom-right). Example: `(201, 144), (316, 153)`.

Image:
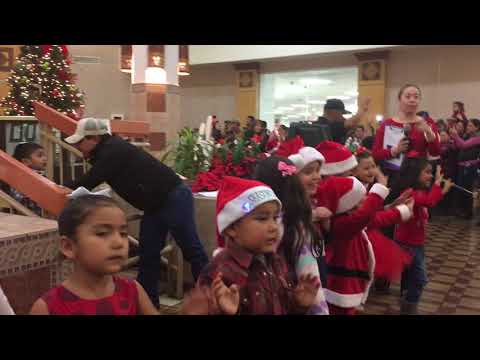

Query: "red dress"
(42, 277), (139, 315)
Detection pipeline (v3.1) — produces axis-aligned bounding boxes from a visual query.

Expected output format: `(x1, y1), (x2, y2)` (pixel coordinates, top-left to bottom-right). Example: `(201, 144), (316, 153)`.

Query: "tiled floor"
(123, 216), (480, 315)
(364, 216), (480, 315)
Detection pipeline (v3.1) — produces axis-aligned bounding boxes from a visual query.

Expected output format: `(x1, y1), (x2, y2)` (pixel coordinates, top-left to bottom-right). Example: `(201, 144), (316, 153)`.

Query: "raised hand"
(313, 206), (333, 222)
(405, 197), (415, 213)
(435, 165), (444, 185)
(212, 273), (240, 315)
(294, 274), (320, 308)
(390, 188), (414, 208)
(357, 97), (371, 116)
(372, 166), (388, 187)
(442, 178), (454, 194)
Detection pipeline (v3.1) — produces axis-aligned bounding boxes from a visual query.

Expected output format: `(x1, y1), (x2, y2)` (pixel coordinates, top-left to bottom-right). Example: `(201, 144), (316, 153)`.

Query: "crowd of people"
(0, 83), (477, 316)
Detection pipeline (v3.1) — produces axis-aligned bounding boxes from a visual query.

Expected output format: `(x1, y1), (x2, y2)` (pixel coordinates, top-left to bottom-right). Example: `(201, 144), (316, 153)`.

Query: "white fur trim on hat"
(217, 186), (281, 234)
(396, 204), (412, 222)
(336, 177), (367, 214)
(289, 147), (324, 172)
(369, 183), (389, 200)
(320, 155), (358, 176)
(324, 289), (365, 308)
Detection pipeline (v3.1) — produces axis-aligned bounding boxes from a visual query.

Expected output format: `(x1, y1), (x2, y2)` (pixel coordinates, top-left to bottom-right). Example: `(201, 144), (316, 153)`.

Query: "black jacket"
(67, 135), (181, 213)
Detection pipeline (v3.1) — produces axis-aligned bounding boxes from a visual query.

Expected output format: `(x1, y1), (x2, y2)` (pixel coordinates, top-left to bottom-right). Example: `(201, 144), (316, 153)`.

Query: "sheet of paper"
(383, 125), (405, 169)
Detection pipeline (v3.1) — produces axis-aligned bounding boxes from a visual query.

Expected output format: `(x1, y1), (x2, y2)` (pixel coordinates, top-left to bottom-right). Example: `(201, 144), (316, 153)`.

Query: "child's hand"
(372, 167), (388, 187)
(405, 197), (415, 214)
(442, 178), (454, 194)
(181, 286), (212, 315)
(212, 273), (240, 315)
(390, 189), (413, 208)
(294, 274), (320, 309)
(435, 166), (444, 185)
(313, 207), (332, 221)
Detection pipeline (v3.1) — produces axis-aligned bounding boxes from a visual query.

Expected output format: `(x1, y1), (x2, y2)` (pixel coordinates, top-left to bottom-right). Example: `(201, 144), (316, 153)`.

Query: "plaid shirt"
(198, 241), (306, 315)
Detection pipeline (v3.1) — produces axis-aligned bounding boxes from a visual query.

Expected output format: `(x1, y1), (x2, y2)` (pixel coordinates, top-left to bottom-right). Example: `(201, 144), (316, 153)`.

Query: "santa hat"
(321, 176), (389, 214)
(216, 176), (281, 240)
(316, 141), (358, 175)
(288, 146), (325, 172)
(275, 135), (305, 157)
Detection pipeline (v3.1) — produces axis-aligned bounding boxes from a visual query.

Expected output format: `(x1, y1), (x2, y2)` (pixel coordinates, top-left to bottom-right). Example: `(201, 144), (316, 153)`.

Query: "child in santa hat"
(352, 148), (414, 294)
(288, 147), (331, 292)
(321, 175), (390, 315)
(254, 156), (329, 315)
(182, 176), (320, 315)
(389, 157), (453, 315)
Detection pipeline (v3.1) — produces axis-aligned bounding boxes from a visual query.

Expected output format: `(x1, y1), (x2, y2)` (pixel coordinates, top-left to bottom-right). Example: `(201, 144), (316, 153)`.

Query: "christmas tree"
(0, 45), (85, 119)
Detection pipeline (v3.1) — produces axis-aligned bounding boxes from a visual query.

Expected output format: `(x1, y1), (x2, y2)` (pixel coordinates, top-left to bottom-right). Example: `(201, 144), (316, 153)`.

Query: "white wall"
(190, 45), (400, 65)
(69, 45), (131, 119)
(179, 63), (236, 129)
(385, 45), (480, 120)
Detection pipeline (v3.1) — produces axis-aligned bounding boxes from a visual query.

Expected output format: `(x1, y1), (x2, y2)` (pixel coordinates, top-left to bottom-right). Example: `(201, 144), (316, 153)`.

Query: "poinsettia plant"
(191, 138), (267, 193)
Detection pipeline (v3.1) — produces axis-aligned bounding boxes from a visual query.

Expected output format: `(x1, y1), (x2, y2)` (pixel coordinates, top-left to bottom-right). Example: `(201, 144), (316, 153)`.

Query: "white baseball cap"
(65, 118), (111, 144)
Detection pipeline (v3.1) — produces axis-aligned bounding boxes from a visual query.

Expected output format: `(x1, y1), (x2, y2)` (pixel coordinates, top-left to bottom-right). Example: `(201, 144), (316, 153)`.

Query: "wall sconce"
(120, 45), (132, 73)
(178, 45), (190, 76)
(148, 45), (165, 68)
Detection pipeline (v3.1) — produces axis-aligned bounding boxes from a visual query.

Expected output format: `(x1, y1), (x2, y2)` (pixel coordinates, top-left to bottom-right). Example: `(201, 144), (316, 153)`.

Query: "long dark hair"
(389, 157), (431, 202)
(253, 156), (322, 271)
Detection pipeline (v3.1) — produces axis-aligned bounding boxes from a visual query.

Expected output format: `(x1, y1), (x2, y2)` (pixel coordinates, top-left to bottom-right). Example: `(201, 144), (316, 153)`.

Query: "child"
(390, 157), (453, 314)
(9, 142), (47, 216)
(321, 175), (390, 315)
(0, 286), (14, 315)
(345, 125), (365, 153)
(30, 194), (158, 315)
(352, 149), (413, 291)
(253, 156), (329, 315)
(182, 176), (320, 315)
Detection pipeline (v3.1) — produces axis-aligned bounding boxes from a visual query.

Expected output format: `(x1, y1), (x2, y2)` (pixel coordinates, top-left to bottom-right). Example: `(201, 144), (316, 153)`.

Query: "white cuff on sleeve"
(396, 204), (412, 222)
(369, 183), (390, 200)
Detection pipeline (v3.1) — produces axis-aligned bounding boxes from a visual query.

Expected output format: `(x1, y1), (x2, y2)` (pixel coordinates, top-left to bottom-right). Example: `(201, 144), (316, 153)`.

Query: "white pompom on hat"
(288, 146), (325, 172)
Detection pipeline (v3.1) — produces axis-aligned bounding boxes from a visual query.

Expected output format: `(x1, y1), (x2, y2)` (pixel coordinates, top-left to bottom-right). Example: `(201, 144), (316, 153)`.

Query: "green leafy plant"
(161, 128), (214, 180)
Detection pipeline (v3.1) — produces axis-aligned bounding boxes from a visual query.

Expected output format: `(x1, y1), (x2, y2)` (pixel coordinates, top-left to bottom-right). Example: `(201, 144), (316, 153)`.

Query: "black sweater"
(67, 135), (181, 212)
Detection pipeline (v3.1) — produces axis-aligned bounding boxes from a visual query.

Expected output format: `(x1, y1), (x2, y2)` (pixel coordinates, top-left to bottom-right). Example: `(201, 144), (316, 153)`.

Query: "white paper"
(68, 186), (112, 199)
(383, 125), (405, 169)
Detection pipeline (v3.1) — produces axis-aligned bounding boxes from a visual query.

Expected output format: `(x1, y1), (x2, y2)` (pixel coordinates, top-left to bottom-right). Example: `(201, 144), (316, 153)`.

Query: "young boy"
(182, 176), (320, 315)
(9, 142), (47, 216)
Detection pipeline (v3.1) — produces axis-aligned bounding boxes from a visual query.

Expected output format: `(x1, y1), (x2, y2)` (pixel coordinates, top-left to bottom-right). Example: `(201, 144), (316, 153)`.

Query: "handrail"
(33, 101), (151, 137)
(0, 149), (69, 216)
(0, 189), (40, 217)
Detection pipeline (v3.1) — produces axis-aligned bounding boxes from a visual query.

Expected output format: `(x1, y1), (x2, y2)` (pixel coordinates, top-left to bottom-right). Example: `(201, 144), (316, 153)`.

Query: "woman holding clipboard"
(372, 84), (440, 182)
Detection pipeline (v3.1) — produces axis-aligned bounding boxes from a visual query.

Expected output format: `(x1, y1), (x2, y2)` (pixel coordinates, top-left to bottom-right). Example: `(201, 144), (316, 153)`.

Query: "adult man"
(64, 118), (209, 307)
(317, 98), (371, 144)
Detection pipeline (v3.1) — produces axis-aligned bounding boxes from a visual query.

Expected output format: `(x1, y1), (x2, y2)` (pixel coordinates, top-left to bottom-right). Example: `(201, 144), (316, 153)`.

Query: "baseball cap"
(324, 99), (351, 114)
(65, 118), (111, 144)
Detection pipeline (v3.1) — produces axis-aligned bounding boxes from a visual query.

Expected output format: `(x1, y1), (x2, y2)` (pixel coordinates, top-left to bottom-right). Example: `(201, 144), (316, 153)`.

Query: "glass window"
(259, 67), (358, 128)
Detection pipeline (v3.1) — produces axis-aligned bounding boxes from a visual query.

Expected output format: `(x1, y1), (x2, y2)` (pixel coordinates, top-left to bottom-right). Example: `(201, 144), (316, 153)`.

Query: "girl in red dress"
(30, 195), (158, 315)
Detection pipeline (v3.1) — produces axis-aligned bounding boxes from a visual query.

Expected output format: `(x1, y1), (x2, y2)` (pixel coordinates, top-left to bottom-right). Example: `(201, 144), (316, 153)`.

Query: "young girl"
(288, 147), (331, 288)
(352, 149), (413, 290)
(390, 157), (453, 314)
(321, 175), (390, 315)
(30, 195), (158, 315)
(253, 156), (329, 315)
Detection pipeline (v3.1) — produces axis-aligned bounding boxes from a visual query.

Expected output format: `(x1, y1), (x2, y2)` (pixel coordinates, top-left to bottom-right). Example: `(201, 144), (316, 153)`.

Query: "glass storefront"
(259, 67), (358, 128)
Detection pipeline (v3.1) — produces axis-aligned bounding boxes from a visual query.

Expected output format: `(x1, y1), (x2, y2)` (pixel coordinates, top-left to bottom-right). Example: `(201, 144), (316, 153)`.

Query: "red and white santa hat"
(216, 176), (282, 238)
(288, 146), (325, 172)
(316, 141), (358, 176)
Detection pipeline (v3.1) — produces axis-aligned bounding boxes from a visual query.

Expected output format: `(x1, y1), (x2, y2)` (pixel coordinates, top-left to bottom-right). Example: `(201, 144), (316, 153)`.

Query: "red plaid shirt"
(198, 241), (305, 315)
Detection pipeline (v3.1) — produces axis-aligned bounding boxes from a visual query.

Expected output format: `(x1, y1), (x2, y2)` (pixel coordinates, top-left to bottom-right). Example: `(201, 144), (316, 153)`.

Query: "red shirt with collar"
(394, 184), (443, 246)
(197, 240), (302, 315)
(372, 118), (441, 163)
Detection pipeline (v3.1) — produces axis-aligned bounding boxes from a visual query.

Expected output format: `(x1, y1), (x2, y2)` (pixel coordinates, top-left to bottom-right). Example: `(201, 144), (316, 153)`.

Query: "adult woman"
(372, 84), (440, 180)
(449, 118), (480, 219)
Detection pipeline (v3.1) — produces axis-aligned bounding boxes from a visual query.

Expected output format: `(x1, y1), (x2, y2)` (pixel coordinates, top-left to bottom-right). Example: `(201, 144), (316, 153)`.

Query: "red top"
(42, 277), (139, 315)
(372, 118), (440, 164)
(395, 185), (443, 246)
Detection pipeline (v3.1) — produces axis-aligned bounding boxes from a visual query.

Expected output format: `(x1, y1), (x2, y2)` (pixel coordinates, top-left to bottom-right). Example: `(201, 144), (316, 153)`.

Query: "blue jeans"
(136, 183), (209, 307)
(400, 244), (428, 304)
